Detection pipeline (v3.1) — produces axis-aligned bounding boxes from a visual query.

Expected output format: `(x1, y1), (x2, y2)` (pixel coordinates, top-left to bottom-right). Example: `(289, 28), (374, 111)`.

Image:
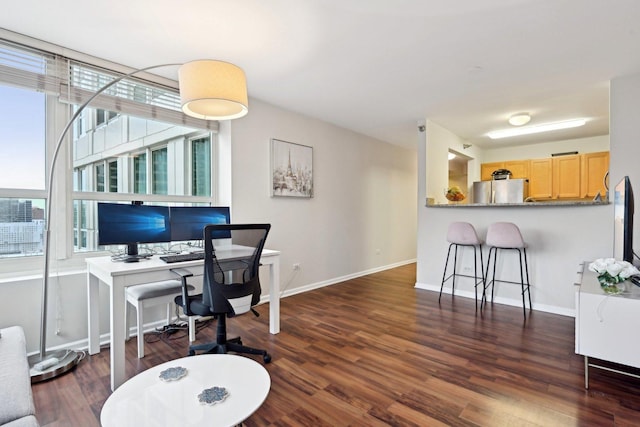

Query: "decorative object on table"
(198, 386), (230, 405)
(271, 138), (313, 198)
(445, 186), (466, 202)
(588, 258), (640, 294)
(159, 366), (188, 382)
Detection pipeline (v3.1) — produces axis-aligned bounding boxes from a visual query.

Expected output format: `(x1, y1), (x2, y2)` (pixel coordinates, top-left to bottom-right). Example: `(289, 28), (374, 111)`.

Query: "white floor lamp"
(29, 59), (248, 382)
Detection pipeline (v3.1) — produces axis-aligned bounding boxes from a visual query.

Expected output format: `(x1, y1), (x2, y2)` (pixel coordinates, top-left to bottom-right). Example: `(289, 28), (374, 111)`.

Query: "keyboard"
(159, 252), (205, 263)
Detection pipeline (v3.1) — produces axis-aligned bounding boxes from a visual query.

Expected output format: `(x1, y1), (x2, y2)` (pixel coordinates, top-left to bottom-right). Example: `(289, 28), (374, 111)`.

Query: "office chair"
(172, 223), (272, 363)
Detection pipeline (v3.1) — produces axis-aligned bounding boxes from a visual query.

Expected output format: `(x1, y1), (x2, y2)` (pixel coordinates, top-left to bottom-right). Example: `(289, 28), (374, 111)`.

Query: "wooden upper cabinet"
(581, 151), (610, 198)
(529, 158), (553, 199)
(480, 162), (504, 181)
(504, 160), (530, 180)
(480, 151), (608, 200)
(552, 155), (581, 198)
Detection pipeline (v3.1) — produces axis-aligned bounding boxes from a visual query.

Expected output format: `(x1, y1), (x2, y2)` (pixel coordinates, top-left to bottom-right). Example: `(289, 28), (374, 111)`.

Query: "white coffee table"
(100, 354), (270, 427)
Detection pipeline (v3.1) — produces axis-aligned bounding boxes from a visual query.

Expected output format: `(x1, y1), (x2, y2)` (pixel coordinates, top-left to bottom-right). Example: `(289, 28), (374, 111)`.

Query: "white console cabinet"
(575, 262), (640, 388)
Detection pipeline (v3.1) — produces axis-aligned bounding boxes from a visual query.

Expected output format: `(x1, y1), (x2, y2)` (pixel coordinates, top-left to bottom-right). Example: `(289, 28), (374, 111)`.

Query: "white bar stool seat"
(439, 222), (485, 310)
(125, 280), (195, 358)
(483, 222), (532, 318)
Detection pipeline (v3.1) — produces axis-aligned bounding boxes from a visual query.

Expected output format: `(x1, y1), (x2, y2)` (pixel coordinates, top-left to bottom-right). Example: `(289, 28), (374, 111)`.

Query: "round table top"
(101, 354), (270, 427)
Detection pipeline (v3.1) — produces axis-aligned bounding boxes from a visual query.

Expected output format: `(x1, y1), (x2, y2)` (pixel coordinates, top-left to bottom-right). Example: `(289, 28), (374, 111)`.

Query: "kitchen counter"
(426, 200), (610, 208)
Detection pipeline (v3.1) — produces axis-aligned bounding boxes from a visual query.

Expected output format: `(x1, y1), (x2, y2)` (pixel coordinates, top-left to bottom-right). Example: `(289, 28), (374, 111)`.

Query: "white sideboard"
(574, 262), (640, 388)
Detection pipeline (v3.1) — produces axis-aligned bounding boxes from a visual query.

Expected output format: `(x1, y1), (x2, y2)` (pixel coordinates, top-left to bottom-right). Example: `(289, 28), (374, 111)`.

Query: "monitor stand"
(124, 243), (140, 263)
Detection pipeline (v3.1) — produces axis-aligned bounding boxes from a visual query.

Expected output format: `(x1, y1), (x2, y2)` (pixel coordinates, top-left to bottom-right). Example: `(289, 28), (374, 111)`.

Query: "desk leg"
(110, 280), (127, 391)
(87, 271), (100, 355)
(584, 356), (589, 389)
(269, 257), (280, 334)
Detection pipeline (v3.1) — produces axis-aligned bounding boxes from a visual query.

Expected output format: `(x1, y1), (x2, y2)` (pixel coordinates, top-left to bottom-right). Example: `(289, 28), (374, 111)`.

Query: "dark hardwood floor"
(32, 263), (640, 426)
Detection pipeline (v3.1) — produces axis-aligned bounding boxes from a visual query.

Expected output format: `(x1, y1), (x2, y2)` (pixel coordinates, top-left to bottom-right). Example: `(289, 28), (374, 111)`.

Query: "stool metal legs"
(482, 246), (532, 319)
(439, 243), (485, 310)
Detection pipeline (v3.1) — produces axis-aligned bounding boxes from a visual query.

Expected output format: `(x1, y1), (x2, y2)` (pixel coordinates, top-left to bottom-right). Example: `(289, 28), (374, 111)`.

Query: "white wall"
(0, 97), (418, 353)
(481, 134), (610, 163)
(230, 98), (418, 294)
(416, 73), (640, 316)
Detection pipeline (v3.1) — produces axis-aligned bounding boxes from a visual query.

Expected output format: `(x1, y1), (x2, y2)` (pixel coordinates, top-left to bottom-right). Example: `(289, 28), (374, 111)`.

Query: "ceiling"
(2, 0), (640, 150)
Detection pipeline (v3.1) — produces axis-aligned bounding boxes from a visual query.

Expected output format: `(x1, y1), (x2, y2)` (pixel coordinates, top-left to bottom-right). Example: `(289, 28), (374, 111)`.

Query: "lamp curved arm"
(39, 63), (180, 359)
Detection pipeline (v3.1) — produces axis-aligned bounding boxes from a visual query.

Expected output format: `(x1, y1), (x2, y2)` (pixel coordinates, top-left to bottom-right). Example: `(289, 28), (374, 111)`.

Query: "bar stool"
(125, 280), (195, 358)
(483, 222), (532, 319)
(439, 222), (485, 310)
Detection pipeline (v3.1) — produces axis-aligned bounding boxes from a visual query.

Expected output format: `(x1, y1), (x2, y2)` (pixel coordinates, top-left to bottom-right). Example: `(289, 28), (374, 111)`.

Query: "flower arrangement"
(588, 258), (639, 294)
(445, 186), (465, 202)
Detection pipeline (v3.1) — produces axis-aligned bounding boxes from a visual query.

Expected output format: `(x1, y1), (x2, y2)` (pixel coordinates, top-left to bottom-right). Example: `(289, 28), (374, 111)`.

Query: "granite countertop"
(426, 200), (610, 208)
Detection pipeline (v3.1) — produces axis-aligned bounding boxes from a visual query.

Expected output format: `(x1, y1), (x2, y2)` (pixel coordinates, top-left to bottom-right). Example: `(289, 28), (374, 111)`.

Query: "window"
(0, 37), (224, 261)
(96, 164), (105, 192)
(96, 109), (117, 126)
(192, 137), (211, 196)
(133, 153), (147, 194)
(108, 161), (118, 192)
(0, 198), (45, 256)
(0, 85), (45, 190)
(152, 148), (168, 195)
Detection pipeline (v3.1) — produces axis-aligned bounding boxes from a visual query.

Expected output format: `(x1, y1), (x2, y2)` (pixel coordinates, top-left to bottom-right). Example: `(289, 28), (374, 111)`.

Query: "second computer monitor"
(170, 206), (231, 241)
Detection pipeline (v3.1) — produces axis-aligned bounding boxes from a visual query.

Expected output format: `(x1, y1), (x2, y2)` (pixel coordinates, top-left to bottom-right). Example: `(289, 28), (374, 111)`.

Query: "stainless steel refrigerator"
(473, 179), (529, 204)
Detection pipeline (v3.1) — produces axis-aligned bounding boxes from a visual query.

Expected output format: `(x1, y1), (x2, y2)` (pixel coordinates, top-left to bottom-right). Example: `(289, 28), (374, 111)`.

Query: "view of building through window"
(71, 107), (214, 253)
(0, 51), (217, 258)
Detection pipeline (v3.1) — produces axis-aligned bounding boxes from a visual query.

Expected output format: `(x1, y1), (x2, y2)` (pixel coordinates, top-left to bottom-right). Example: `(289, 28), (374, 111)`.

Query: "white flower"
(589, 258), (640, 280)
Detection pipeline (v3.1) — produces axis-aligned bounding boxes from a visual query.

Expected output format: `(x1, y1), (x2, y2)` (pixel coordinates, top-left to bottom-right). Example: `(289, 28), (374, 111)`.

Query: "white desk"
(100, 354), (270, 427)
(87, 246), (280, 391)
(574, 262), (640, 388)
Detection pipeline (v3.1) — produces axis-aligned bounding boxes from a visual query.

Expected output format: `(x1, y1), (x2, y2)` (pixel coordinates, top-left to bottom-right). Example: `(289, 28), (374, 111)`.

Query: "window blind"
(0, 38), (218, 131)
(0, 39), (60, 95)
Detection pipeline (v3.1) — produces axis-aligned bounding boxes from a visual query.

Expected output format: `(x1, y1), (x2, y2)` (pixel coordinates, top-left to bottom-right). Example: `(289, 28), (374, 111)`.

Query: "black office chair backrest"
(202, 224), (271, 317)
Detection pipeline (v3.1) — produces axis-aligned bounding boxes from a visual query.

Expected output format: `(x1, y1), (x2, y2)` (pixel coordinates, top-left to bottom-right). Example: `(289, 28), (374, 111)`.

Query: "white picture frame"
(270, 139), (313, 198)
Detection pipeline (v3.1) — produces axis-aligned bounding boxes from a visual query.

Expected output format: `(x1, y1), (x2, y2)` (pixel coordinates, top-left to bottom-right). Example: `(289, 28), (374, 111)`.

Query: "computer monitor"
(169, 206), (231, 241)
(97, 202), (171, 262)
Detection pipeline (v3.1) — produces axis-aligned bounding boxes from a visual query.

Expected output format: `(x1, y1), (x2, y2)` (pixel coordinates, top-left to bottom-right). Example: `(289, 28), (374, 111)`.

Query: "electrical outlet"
(462, 266), (473, 273)
(293, 263), (301, 270)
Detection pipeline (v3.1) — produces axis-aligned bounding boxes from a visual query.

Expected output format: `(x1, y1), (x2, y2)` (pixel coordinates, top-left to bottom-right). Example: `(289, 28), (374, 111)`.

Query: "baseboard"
(261, 258), (417, 302)
(27, 318), (183, 357)
(414, 281), (575, 318)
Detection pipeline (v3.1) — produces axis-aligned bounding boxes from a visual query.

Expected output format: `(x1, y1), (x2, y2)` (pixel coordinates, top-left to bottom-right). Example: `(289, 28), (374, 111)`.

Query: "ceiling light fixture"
(448, 152), (456, 160)
(508, 112), (531, 126)
(488, 118), (587, 139)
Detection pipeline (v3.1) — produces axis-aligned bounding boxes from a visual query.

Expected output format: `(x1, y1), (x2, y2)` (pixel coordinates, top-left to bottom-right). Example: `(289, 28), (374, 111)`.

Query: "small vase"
(597, 276), (625, 295)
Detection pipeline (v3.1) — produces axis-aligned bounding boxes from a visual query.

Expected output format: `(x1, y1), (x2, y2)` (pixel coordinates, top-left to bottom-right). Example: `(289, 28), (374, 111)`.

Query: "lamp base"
(28, 349), (82, 383)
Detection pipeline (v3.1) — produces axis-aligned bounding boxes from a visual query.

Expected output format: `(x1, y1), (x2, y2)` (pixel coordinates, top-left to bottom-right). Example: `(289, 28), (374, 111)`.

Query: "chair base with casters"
(187, 314), (272, 363)
(482, 222), (532, 319)
(439, 222), (485, 310)
(125, 280), (195, 359)
(171, 287), (272, 364)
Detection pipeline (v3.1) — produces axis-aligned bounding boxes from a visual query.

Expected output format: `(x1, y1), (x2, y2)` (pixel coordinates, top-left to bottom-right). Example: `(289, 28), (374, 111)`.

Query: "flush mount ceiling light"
(508, 112), (531, 126)
(488, 118), (587, 139)
(448, 152), (456, 160)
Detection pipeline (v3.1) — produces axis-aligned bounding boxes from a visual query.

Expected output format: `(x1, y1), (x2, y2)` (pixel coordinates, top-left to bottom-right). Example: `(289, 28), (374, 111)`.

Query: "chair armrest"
(170, 268), (195, 316)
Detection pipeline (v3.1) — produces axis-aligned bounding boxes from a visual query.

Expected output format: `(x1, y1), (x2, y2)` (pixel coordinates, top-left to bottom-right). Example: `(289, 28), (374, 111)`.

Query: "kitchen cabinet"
(552, 154), (581, 198)
(480, 160), (530, 181)
(480, 162), (505, 181)
(481, 151), (609, 200)
(528, 158), (553, 199)
(581, 151), (609, 198)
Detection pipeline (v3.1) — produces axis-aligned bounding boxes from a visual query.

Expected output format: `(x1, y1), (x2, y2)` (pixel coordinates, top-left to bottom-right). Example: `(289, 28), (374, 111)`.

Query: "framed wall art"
(271, 138), (313, 198)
